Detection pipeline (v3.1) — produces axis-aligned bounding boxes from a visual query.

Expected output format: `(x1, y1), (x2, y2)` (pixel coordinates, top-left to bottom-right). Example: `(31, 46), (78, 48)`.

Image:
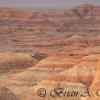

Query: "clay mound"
(67, 35), (86, 46)
(35, 57), (77, 69)
(14, 76), (87, 100)
(85, 60), (100, 100)
(48, 62), (95, 87)
(0, 57), (80, 87)
(0, 85), (19, 100)
(72, 4), (100, 19)
(0, 57), (97, 100)
(0, 52), (37, 72)
(17, 76), (87, 100)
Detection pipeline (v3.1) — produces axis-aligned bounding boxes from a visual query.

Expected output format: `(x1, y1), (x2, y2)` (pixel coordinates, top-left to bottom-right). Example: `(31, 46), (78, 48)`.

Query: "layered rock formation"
(0, 4), (100, 55)
(0, 4), (99, 100)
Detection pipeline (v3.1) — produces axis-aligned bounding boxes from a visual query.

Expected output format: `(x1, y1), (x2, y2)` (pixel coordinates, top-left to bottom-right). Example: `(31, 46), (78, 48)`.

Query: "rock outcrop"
(0, 86), (19, 100)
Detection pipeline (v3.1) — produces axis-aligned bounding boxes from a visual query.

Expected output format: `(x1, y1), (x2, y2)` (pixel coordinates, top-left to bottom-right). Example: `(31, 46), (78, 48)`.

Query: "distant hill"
(0, 4), (99, 55)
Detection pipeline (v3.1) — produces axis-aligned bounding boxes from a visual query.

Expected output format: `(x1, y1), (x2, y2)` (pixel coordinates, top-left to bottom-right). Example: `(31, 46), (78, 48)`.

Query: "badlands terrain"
(0, 4), (100, 100)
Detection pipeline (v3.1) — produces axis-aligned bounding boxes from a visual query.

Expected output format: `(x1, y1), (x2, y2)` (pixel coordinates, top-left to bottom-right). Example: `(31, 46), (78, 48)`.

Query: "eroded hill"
(0, 4), (100, 100)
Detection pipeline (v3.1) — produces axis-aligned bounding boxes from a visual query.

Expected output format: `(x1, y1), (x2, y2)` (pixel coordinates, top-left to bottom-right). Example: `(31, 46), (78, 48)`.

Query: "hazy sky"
(0, 0), (100, 8)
